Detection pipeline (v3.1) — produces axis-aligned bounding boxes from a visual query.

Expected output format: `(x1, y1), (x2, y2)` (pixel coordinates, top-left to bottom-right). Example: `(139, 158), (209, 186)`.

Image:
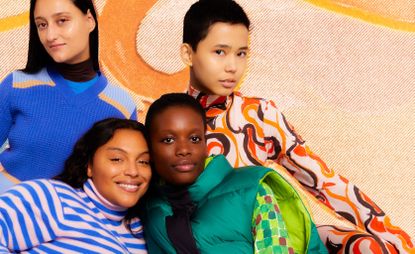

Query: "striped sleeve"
(0, 179), (61, 252)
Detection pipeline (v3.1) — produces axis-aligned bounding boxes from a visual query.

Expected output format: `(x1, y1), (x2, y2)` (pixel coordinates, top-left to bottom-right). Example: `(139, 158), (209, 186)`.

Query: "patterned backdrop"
(0, 0), (414, 238)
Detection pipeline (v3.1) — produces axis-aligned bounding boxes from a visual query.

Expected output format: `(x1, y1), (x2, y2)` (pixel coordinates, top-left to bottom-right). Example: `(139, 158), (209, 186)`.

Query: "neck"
(55, 59), (96, 82)
(84, 179), (127, 222)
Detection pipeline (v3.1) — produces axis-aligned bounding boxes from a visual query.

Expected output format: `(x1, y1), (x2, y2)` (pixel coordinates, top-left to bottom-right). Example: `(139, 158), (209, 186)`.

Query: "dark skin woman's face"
(150, 106), (207, 186)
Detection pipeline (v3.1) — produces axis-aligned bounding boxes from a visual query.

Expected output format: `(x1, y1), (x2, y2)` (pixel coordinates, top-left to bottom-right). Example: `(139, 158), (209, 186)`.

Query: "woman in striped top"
(0, 118), (151, 253)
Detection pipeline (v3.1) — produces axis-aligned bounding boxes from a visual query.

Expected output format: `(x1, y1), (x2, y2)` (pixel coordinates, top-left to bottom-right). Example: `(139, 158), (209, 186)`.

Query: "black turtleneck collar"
(55, 59), (96, 82)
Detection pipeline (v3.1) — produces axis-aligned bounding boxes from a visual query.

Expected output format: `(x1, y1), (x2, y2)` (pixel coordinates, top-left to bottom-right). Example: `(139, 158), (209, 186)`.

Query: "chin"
(215, 89), (234, 97)
(50, 56), (68, 64)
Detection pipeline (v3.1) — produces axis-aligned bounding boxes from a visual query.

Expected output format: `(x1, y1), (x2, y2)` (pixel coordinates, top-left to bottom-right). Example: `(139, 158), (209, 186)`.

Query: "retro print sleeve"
(261, 99), (414, 253)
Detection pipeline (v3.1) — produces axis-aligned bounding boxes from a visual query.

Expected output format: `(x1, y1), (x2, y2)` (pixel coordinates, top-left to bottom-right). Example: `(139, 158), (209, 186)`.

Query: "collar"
(188, 86), (232, 118)
(54, 58), (97, 82)
(187, 155), (233, 203)
(83, 179), (127, 222)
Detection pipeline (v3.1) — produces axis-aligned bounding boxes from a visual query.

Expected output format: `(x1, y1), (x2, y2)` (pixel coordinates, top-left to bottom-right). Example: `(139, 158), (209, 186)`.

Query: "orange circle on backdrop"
(99, 0), (189, 99)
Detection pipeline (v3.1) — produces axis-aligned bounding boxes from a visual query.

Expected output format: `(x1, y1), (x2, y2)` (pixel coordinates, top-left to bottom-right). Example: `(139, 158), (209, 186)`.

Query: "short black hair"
(145, 93), (207, 135)
(183, 0), (250, 50)
(55, 118), (147, 188)
(22, 0), (99, 73)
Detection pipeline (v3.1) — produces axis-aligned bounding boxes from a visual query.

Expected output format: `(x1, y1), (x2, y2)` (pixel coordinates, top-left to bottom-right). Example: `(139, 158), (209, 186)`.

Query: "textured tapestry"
(0, 0), (414, 238)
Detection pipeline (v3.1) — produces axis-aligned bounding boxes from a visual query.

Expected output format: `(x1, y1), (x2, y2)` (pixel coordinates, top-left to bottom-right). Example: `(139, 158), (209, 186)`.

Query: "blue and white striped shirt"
(0, 179), (147, 253)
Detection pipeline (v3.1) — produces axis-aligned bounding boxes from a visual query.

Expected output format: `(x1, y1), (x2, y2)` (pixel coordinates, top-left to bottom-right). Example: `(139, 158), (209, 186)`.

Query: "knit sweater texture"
(0, 68), (137, 181)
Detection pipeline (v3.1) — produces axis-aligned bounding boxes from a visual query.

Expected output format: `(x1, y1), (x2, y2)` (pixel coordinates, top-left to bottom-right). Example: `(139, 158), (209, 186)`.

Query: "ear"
(86, 9), (96, 33)
(180, 43), (193, 67)
(87, 162), (93, 178)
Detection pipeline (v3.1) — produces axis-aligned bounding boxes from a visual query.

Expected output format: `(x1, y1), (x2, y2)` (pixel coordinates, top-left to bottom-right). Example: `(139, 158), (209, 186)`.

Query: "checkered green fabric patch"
(252, 182), (295, 254)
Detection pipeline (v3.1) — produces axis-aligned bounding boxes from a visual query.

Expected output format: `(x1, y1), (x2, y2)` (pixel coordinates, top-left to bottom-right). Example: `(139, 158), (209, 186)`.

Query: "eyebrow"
(35, 12), (71, 20)
(214, 44), (249, 50)
(106, 147), (149, 156)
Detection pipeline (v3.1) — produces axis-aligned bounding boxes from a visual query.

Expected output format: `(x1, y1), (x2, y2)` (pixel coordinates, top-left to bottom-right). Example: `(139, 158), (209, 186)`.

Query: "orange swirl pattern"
(190, 88), (414, 253)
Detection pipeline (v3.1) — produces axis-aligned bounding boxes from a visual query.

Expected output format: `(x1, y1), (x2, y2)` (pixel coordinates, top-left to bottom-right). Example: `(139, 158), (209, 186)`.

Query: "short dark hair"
(145, 93), (207, 136)
(22, 0), (99, 73)
(55, 118), (147, 188)
(183, 0), (250, 50)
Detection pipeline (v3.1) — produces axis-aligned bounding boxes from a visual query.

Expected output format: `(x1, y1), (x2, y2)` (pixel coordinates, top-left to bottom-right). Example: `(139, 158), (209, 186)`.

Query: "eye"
(110, 157), (122, 162)
(190, 136), (202, 143)
(162, 137), (174, 144)
(237, 51), (247, 57)
(57, 18), (69, 25)
(214, 49), (225, 56)
(36, 22), (47, 30)
(137, 160), (150, 165)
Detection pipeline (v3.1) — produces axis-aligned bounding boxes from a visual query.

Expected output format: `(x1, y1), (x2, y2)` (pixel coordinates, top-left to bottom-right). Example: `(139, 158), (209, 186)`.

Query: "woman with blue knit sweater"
(0, 118), (150, 253)
(0, 0), (137, 192)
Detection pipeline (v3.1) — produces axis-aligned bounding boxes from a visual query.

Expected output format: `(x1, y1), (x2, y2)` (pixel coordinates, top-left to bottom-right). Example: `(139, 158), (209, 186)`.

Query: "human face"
(87, 129), (151, 208)
(34, 0), (95, 64)
(150, 106), (207, 186)
(182, 22), (249, 96)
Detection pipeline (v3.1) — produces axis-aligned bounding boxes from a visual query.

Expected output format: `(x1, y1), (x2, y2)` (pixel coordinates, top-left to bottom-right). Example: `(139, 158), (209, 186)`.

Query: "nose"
(124, 161), (139, 177)
(176, 140), (191, 157)
(45, 25), (58, 42)
(225, 55), (237, 73)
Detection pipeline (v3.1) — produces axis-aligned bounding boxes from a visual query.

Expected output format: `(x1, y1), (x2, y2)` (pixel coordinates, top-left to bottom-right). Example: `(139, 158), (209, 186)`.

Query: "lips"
(173, 161), (196, 172)
(49, 43), (65, 50)
(219, 79), (236, 88)
(116, 181), (141, 193)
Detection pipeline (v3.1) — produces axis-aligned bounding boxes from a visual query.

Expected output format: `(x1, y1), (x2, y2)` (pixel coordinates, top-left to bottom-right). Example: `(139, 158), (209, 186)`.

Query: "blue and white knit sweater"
(0, 67), (137, 181)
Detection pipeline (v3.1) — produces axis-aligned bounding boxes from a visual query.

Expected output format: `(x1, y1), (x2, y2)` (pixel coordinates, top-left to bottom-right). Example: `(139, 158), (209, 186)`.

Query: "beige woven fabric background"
(0, 0), (414, 238)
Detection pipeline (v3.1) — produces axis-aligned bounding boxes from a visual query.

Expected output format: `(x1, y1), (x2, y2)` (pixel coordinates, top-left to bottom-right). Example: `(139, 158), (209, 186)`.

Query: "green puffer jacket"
(143, 155), (327, 254)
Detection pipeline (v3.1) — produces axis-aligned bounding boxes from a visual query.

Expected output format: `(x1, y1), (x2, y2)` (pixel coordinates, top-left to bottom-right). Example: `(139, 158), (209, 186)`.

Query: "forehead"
(34, 0), (79, 16)
(151, 106), (204, 131)
(103, 129), (147, 149)
(199, 22), (249, 48)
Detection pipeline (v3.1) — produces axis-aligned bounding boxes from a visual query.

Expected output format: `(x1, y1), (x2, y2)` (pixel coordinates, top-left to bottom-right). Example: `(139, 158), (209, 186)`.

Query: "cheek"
(37, 32), (47, 46)
(141, 167), (152, 181)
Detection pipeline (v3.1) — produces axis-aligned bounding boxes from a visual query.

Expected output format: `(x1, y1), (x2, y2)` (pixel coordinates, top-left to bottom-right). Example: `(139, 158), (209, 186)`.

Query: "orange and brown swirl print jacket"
(189, 86), (414, 254)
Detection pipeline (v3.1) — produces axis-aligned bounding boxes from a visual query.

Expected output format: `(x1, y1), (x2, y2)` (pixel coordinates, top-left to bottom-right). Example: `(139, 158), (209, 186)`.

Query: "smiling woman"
(0, 0), (137, 193)
(0, 118), (150, 253)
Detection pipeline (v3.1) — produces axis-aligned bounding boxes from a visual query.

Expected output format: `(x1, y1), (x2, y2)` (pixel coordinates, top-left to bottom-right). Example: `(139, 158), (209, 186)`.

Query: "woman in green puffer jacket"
(142, 93), (327, 254)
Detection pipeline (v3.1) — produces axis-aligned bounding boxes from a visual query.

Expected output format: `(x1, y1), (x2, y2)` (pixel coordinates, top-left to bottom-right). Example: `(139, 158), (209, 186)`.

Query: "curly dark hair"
(55, 118), (147, 188)
(54, 118), (148, 231)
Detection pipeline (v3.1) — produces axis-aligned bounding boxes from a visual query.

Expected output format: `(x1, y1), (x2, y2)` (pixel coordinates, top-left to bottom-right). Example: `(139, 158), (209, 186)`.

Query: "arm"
(0, 75), (20, 189)
(0, 168), (19, 193)
(0, 74), (13, 151)
(130, 107), (138, 121)
(0, 180), (58, 252)
(262, 99), (414, 252)
(252, 181), (295, 254)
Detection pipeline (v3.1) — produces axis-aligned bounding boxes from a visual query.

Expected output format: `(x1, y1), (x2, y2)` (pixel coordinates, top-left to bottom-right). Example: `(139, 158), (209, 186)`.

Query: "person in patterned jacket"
(179, 0), (414, 253)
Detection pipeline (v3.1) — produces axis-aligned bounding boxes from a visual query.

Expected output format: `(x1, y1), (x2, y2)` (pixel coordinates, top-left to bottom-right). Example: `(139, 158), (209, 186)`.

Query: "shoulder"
(0, 179), (60, 207)
(232, 91), (279, 111)
(213, 166), (272, 195)
(98, 78), (137, 118)
(1, 68), (55, 89)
